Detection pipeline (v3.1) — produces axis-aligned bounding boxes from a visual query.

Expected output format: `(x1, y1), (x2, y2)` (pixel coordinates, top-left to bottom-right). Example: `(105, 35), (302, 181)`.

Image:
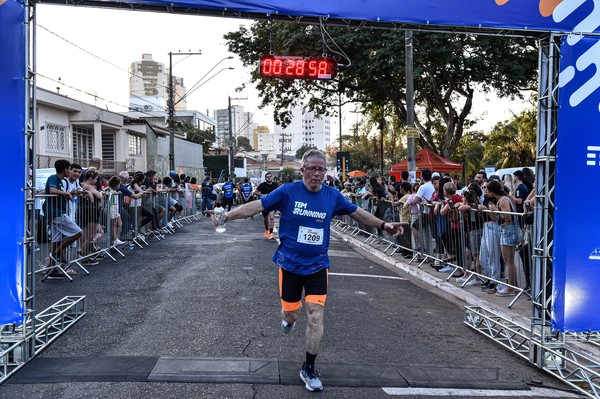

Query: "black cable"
(38, 24), (170, 92)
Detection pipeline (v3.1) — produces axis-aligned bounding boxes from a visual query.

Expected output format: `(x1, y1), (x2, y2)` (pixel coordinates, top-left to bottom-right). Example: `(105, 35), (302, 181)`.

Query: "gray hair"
(89, 156), (102, 168)
(301, 149), (326, 168)
(118, 171), (129, 180)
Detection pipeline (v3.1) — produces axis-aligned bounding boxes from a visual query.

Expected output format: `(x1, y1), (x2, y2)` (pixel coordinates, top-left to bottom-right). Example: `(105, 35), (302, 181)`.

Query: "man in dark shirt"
(512, 170), (529, 214)
(201, 176), (214, 215)
(255, 172), (278, 239)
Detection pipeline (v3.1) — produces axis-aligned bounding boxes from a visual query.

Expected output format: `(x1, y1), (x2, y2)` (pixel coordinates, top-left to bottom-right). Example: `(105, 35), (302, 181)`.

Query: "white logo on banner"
(586, 146), (600, 166)
(556, 1), (600, 110)
(554, 0), (600, 46)
(588, 248), (600, 260)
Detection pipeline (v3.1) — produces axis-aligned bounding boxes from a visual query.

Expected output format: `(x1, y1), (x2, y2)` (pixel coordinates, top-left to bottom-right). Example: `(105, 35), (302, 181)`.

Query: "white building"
(129, 53), (187, 113)
(36, 88), (147, 174)
(274, 105), (331, 159)
(214, 105), (252, 149)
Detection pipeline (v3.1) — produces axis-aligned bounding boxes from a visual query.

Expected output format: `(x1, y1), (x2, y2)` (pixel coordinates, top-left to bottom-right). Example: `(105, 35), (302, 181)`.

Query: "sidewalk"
(330, 222), (600, 364)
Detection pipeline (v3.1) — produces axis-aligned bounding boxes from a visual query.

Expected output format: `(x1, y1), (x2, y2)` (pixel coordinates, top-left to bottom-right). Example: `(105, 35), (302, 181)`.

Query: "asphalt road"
(0, 215), (577, 399)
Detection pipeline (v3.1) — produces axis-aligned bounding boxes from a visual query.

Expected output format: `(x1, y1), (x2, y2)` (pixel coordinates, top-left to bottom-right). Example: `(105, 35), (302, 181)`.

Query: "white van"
(494, 166), (535, 180)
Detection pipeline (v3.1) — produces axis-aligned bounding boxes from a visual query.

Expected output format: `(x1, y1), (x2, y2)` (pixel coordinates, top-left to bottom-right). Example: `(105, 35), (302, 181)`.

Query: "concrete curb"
(333, 229), (533, 330)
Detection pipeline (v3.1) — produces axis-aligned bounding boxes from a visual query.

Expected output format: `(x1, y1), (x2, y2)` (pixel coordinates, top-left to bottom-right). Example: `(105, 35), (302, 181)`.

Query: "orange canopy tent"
(389, 148), (463, 179)
(348, 170), (368, 178)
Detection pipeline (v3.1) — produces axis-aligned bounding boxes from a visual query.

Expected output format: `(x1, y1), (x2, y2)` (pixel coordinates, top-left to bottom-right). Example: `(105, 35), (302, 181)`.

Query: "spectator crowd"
(336, 167), (535, 298)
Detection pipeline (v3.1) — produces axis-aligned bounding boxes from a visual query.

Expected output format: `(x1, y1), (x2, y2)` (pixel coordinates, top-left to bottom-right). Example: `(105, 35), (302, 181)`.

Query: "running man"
(255, 172), (278, 239)
(211, 149), (403, 391)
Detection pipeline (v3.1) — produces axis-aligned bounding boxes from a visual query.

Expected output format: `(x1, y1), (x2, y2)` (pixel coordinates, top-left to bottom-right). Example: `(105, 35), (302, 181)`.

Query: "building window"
(72, 126), (93, 162)
(45, 123), (68, 153)
(128, 134), (142, 156)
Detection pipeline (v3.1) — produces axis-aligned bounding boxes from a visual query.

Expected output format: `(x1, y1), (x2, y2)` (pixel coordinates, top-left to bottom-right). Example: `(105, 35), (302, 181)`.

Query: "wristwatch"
(380, 221), (386, 231)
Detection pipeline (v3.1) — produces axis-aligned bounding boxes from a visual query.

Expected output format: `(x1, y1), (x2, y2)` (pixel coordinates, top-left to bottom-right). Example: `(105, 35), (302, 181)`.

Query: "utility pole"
(405, 31), (417, 182)
(168, 51), (202, 172)
(168, 53), (174, 171)
(338, 91), (343, 152)
(279, 130), (292, 180)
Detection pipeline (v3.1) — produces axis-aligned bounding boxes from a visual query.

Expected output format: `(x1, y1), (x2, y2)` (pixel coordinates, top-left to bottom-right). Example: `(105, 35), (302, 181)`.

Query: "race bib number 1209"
(297, 226), (324, 245)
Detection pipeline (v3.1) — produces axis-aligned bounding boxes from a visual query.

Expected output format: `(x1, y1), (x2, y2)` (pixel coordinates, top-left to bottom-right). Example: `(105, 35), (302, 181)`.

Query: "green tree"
(177, 121), (215, 153)
(225, 24), (537, 159)
(295, 144), (316, 159)
(281, 166), (299, 182)
(482, 108), (537, 169)
(454, 131), (486, 182)
(236, 136), (253, 151)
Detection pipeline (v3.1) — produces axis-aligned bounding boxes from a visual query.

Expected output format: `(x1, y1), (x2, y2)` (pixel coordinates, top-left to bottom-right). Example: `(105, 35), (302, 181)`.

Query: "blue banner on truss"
(553, 34), (600, 332)
(119, 0), (600, 34)
(0, 0), (27, 326)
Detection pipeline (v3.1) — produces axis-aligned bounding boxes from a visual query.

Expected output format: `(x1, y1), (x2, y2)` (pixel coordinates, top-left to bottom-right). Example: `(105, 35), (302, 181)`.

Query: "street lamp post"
(168, 51), (202, 172)
(228, 96), (247, 179)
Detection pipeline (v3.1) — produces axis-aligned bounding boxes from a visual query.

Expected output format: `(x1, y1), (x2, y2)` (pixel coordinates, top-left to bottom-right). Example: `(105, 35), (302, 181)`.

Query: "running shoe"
(299, 363), (323, 392)
(281, 319), (295, 334)
(438, 265), (454, 273)
(112, 239), (126, 246)
(264, 230), (269, 238)
(465, 279), (480, 286)
(495, 287), (516, 297)
(456, 276), (468, 283)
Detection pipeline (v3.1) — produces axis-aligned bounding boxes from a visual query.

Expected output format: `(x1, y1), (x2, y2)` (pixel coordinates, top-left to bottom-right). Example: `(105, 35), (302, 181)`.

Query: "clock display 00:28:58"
(259, 55), (337, 80)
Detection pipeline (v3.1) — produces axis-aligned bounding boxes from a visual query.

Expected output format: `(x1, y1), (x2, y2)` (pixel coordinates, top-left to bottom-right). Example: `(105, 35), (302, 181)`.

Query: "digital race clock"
(259, 55), (337, 80)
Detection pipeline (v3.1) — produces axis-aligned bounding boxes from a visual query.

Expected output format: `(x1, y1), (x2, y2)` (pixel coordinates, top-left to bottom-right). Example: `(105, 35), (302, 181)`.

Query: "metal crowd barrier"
(34, 188), (204, 281)
(335, 197), (533, 308)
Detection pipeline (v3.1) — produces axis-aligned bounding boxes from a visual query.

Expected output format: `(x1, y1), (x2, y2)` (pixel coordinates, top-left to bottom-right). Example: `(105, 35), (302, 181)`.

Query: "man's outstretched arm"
(349, 207), (403, 236)
(218, 200), (264, 222)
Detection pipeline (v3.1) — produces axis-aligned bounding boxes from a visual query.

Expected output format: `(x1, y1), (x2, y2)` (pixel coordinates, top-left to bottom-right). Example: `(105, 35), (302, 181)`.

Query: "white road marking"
(329, 272), (406, 281)
(328, 249), (364, 258)
(382, 387), (580, 397)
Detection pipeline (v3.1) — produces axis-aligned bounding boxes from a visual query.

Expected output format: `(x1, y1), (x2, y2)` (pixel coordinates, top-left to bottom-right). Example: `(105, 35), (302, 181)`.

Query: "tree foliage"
(236, 136), (253, 152)
(482, 108), (537, 168)
(281, 166), (300, 182)
(177, 121), (215, 153)
(295, 144), (316, 159)
(224, 23), (538, 159)
(454, 106), (537, 180)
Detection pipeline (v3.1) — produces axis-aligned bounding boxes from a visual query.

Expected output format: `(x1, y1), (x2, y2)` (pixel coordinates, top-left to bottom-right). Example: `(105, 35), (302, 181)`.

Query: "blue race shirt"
(240, 183), (253, 199)
(223, 181), (234, 199)
(261, 180), (358, 275)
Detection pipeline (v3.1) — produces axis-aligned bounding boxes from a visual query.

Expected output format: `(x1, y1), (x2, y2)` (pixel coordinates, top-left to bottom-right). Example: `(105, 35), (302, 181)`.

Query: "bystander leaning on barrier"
(43, 159), (82, 277)
(78, 168), (104, 259)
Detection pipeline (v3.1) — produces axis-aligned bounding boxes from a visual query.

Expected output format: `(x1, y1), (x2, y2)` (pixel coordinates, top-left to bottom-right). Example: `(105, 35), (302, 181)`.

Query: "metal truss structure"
(0, 296), (86, 384)
(0, 2), (87, 386)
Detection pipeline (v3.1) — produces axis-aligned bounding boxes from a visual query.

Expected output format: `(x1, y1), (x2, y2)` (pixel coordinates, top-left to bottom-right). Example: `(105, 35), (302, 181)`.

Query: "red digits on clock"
(262, 58), (272, 75)
(273, 59), (283, 75)
(295, 60), (305, 76)
(308, 60), (318, 77)
(260, 55), (336, 80)
(285, 59), (294, 76)
(318, 61), (328, 76)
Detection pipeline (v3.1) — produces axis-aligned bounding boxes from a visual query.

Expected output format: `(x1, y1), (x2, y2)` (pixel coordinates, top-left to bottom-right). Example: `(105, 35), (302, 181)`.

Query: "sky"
(36, 4), (530, 144)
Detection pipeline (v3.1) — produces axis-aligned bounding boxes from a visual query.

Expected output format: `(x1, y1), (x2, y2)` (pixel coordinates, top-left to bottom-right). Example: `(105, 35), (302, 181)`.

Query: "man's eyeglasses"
(305, 167), (326, 173)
